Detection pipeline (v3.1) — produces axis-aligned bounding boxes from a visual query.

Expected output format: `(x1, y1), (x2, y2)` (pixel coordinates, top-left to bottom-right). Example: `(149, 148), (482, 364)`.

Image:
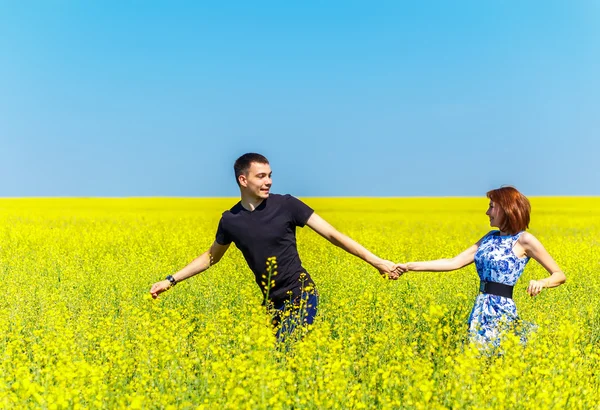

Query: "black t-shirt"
(215, 194), (315, 307)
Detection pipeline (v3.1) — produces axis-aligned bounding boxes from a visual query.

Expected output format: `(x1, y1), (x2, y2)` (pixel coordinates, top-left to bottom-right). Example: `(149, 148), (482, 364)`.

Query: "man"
(150, 153), (405, 341)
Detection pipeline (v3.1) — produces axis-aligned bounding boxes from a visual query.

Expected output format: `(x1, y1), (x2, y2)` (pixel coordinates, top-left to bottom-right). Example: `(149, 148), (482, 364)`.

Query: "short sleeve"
(285, 195), (314, 227)
(215, 217), (232, 245)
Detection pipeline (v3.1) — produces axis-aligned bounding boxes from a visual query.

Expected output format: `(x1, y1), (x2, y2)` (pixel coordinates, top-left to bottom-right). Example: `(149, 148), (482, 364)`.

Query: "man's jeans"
(271, 291), (319, 343)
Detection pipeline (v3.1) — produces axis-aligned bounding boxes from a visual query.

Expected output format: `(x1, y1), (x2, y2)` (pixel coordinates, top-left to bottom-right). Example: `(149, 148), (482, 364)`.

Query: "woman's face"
(486, 200), (505, 229)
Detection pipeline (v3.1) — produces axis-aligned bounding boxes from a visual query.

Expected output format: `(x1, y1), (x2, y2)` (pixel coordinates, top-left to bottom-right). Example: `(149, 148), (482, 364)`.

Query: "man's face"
(239, 162), (272, 199)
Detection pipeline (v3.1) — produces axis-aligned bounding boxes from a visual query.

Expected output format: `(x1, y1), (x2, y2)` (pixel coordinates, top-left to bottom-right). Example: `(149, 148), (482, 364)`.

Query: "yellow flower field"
(1, 197), (598, 409)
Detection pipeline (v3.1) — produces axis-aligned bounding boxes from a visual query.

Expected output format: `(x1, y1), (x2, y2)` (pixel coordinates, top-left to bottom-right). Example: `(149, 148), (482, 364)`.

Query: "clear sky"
(1, 1), (598, 197)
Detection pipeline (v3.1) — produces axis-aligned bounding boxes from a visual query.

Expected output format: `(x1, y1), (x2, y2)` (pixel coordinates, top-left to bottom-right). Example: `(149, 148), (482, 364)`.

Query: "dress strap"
(511, 231), (525, 245)
(487, 230), (500, 238)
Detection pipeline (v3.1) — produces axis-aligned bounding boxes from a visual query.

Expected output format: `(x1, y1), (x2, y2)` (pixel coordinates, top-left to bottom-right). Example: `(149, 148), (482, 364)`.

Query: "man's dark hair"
(234, 153), (269, 185)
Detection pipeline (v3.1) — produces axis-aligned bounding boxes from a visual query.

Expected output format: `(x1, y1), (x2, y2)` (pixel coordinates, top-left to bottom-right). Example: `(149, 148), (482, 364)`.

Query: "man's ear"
(238, 174), (247, 188)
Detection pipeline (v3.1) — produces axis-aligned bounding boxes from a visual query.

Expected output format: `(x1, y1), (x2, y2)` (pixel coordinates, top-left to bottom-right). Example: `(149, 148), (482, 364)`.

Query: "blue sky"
(1, 1), (598, 197)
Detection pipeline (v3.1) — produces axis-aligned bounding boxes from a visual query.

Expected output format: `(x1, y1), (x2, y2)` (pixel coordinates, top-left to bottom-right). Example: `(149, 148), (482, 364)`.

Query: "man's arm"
(150, 241), (230, 298)
(305, 213), (403, 279)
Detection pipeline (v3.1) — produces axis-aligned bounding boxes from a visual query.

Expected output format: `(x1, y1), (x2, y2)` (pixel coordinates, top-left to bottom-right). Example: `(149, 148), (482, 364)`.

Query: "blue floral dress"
(468, 230), (531, 347)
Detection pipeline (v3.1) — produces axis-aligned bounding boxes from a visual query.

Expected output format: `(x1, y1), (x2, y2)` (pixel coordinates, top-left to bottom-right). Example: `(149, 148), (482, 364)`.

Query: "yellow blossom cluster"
(0, 197), (598, 409)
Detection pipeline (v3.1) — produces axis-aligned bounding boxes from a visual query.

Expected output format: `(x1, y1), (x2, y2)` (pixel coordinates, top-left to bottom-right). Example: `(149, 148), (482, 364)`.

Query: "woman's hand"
(394, 262), (409, 273)
(527, 279), (547, 297)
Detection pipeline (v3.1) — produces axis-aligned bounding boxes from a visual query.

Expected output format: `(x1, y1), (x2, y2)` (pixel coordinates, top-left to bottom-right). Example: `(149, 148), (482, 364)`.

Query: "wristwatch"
(166, 275), (177, 286)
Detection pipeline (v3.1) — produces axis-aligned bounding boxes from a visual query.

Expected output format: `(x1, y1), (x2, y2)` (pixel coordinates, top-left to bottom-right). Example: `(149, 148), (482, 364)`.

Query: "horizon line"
(1, 195), (599, 199)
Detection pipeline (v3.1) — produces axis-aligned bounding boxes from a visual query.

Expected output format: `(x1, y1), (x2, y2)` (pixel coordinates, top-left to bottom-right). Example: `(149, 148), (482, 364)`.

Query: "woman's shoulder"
(517, 231), (537, 245)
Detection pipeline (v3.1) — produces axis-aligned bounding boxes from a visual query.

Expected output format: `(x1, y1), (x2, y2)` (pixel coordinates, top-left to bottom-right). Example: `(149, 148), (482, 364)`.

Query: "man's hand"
(150, 280), (171, 299)
(376, 259), (405, 280)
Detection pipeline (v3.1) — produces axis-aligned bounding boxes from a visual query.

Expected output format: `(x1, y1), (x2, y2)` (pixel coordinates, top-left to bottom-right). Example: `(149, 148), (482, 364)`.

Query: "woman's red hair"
(486, 186), (531, 235)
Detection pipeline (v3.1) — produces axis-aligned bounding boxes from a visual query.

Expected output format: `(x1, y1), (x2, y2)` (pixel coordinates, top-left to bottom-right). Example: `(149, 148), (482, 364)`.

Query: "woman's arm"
(520, 232), (566, 296)
(406, 244), (478, 272)
(404, 232), (491, 272)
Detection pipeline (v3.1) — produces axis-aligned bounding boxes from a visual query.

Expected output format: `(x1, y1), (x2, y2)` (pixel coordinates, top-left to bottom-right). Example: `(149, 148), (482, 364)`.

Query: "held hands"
(527, 279), (547, 297)
(376, 259), (408, 280)
(393, 262), (409, 274)
(150, 280), (172, 299)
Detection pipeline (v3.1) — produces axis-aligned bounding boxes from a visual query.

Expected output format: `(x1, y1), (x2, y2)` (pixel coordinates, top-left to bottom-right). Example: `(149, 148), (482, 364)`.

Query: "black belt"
(479, 281), (513, 299)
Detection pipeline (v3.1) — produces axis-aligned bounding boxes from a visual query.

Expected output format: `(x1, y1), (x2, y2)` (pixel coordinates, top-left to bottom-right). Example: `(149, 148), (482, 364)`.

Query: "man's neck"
(240, 194), (265, 212)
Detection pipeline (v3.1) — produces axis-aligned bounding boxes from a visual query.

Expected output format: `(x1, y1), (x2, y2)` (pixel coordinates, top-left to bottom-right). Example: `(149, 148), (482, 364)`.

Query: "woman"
(400, 186), (566, 348)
